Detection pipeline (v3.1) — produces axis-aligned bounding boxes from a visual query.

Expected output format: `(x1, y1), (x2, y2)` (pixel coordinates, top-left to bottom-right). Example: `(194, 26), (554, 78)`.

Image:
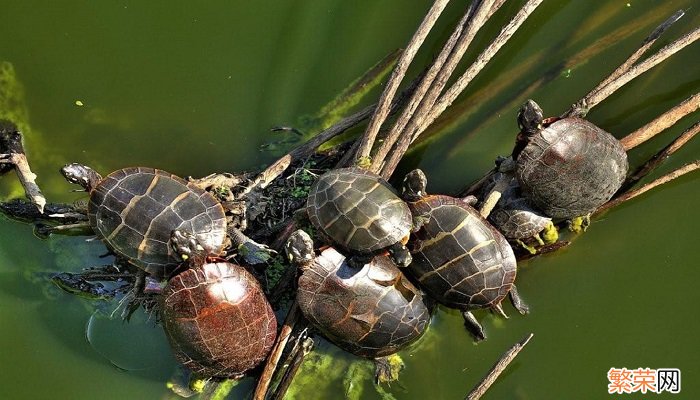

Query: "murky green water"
(1, 1), (698, 399)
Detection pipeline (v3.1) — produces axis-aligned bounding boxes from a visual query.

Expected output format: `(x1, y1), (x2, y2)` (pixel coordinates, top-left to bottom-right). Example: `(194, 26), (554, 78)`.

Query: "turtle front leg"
(387, 242), (412, 267)
(509, 284), (529, 315)
(373, 354), (404, 383)
(568, 214), (591, 233)
(462, 311), (486, 341)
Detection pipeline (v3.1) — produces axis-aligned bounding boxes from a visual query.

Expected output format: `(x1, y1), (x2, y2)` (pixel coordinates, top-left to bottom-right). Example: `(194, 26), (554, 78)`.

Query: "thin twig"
(583, 26), (700, 114)
(355, 0), (451, 164)
(382, 0), (544, 178)
(465, 333), (534, 400)
(270, 336), (314, 400)
(564, 10), (686, 118)
(622, 120), (700, 192)
(253, 301), (301, 400)
(372, 0), (498, 174)
(619, 92), (700, 151)
(596, 161), (700, 214)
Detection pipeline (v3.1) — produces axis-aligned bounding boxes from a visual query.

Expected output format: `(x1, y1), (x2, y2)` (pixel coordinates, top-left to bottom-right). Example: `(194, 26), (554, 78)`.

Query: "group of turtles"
(59, 99), (628, 383)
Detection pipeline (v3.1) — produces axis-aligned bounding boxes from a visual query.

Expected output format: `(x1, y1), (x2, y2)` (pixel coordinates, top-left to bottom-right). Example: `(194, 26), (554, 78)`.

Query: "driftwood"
(0, 121), (46, 213)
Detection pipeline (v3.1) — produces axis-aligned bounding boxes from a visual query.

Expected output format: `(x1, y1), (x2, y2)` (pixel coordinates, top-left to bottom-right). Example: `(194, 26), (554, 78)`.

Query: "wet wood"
(355, 0), (451, 164)
(619, 93), (700, 151)
(270, 336), (314, 400)
(465, 333), (534, 400)
(0, 122), (46, 213)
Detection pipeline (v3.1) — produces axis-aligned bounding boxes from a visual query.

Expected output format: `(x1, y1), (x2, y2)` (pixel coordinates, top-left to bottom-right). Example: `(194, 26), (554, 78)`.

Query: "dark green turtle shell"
(87, 167), (227, 276)
(406, 195), (517, 310)
(306, 167), (412, 253)
(161, 261), (277, 377)
(516, 117), (628, 219)
(297, 247), (429, 358)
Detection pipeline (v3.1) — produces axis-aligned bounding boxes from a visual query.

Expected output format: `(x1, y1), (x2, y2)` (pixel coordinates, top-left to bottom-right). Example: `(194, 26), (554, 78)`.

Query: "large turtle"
(513, 99), (628, 223)
(402, 169), (526, 340)
(160, 229), (277, 378)
(285, 229), (430, 382)
(306, 167), (413, 266)
(61, 164), (227, 278)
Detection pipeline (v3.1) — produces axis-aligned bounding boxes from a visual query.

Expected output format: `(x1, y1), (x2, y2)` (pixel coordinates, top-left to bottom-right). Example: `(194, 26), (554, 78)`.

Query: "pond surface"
(1, 1), (699, 399)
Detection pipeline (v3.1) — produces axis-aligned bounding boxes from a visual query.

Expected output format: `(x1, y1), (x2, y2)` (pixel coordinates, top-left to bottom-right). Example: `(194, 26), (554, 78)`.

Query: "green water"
(1, 1), (698, 399)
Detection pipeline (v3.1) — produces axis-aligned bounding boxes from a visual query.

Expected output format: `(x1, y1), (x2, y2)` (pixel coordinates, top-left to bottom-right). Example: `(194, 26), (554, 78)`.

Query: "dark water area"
(1, 1), (698, 399)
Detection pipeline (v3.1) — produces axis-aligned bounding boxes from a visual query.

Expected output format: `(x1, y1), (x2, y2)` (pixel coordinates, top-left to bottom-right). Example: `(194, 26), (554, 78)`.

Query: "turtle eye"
(181, 254), (189, 261)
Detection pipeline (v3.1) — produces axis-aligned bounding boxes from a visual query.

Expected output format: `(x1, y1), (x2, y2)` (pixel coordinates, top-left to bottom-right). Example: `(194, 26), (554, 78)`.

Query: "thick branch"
(355, 0), (451, 163)
(619, 92), (700, 151)
(465, 333), (534, 400)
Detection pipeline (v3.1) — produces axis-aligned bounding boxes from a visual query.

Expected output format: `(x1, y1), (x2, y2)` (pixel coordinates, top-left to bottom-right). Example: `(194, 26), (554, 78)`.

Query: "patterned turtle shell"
(161, 261), (277, 377)
(516, 117), (628, 219)
(87, 167), (227, 276)
(306, 167), (412, 253)
(297, 247), (430, 358)
(406, 195), (517, 310)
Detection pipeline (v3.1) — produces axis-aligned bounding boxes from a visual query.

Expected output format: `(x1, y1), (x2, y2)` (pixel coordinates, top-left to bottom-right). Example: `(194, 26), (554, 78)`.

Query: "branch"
(596, 161), (700, 214)
(619, 92), (700, 151)
(465, 333), (534, 400)
(355, 0), (451, 164)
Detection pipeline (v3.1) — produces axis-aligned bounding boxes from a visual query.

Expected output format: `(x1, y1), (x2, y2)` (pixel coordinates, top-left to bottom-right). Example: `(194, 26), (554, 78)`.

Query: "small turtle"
(61, 164), (227, 278)
(402, 169), (526, 340)
(285, 229), (430, 382)
(482, 170), (558, 253)
(306, 167), (413, 266)
(513, 99), (628, 225)
(160, 229), (277, 378)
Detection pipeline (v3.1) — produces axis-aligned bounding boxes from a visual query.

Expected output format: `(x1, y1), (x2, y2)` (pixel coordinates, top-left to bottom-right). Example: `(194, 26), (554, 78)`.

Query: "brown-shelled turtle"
(402, 169), (526, 340)
(306, 167), (413, 267)
(482, 170), (558, 254)
(513, 99), (628, 227)
(61, 164), (227, 278)
(285, 229), (430, 382)
(160, 229), (277, 378)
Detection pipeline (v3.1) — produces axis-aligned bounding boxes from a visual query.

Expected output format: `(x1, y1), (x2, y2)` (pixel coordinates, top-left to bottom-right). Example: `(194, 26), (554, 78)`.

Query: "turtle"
(306, 167), (413, 267)
(285, 229), (430, 383)
(482, 169), (558, 254)
(512, 99), (628, 226)
(60, 164), (227, 278)
(402, 169), (526, 340)
(160, 229), (277, 378)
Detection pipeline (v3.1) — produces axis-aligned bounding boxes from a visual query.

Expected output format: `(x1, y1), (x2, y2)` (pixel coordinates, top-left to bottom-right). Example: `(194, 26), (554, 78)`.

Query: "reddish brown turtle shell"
(406, 195), (517, 310)
(297, 248), (429, 358)
(88, 167), (227, 277)
(515, 117), (628, 219)
(306, 167), (412, 254)
(160, 261), (277, 377)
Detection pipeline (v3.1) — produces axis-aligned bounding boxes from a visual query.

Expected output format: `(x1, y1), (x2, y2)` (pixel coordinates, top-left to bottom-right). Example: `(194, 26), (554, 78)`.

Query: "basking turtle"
(160, 229), (277, 378)
(61, 164), (227, 277)
(285, 229), (430, 382)
(513, 99), (628, 225)
(402, 169), (525, 340)
(482, 170), (558, 253)
(306, 167), (413, 266)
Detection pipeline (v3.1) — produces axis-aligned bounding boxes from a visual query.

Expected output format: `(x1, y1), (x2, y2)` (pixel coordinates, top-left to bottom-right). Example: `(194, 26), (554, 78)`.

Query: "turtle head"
(402, 169), (428, 202)
(285, 229), (315, 268)
(170, 229), (207, 263)
(60, 163), (102, 192)
(517, 99), (544, 136)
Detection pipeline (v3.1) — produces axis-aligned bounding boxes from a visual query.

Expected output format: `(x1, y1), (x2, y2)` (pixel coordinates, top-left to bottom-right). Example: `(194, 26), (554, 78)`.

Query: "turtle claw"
(374, 354), (404, 384)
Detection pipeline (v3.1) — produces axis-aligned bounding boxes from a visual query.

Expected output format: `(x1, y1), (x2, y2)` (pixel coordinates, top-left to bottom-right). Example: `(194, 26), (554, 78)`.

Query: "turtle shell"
(306, 167), (412, 253)
(160, 261), (277, 377)
(297, 247), (429, 358)
(406, 195), (517, 310)
(484, 173), (551, 240)
(516, 117), (628, 219)
(88, 167), (227, 277)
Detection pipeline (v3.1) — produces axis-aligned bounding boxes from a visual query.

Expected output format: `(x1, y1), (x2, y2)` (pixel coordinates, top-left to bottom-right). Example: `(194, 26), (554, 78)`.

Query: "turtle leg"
(347, 253), (374, 269)
(461, 195), (478, 206)
(568, 214), (591, 233)
(374, 354), (404, 383)
(227, 226), (277, 265)
(509, 284), (529, 315)
(387, 242), (412, 267)
(516, 239), (537, 255)
(462, 311), (486, 341)
(120, 269), (146, 321)
(540, 221), (559, 244)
